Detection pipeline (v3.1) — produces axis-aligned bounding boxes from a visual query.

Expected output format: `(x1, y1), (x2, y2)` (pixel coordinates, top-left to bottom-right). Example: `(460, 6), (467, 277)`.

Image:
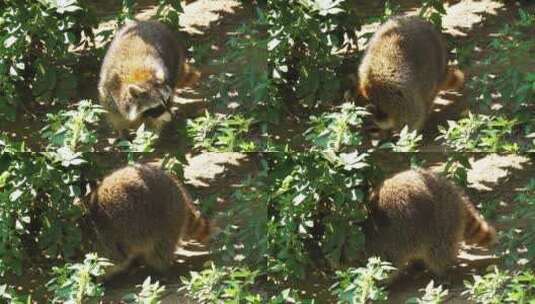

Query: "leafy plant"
(305, 103), (369, 152)
(180, 263), (263, 304)
(153, 0), (184, 32)
(500, 178), (535, 267)
(330, 257), (395, 304)
(122, 277), (166, 304)
(437, 113), (519, 152)
(442, 154), (472, 187)
(0, 284), (32, 304)
(418, 0), (446, 29)
(216, 167), (269, 267)
(41, 100), (105, 152)
(460, 9), (535, 152)
(463, 267), (535, 303)
(406, 280), (449, 304)
(0, 0), (97, 120)
(46, 253), (111, 304)
(268, 0), (360, 108)
(0, 152), (85, 276)
(187, 112), (258, 152)
(266, 151), (370, 280)
(380, 126), (423, 152)
(116, 124), (159, 153)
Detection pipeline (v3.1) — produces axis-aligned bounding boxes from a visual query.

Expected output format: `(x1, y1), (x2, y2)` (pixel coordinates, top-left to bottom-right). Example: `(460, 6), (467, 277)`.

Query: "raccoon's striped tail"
(463, 199), (496, 247)
(176, 63), (201, 88)
(174, 179), (214, 244)
(441, 67), (465, 91)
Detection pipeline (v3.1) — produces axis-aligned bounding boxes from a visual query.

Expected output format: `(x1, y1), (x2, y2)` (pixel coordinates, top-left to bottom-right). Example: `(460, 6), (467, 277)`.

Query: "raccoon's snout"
(125, 104), (140, 122)
(365, 104), (394, 131)
(142, 105), (167, 119)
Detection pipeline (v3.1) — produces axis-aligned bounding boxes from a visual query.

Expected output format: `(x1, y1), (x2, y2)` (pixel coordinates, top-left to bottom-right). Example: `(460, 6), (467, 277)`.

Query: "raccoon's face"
(118, 82), (173, 125)
(358, 83), (398, 132)
(367, 103), (396, 130)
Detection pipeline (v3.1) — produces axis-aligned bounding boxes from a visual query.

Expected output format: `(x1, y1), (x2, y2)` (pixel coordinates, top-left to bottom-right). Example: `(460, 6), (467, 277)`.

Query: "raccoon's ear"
(107, 73), (122, 96)
(127, 84), (145, 98)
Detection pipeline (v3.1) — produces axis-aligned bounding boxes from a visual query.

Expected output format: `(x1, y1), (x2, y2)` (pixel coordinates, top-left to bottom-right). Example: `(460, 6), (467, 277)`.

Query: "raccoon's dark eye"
(142, 105), (167, 118)
(136, 91), (150, 99)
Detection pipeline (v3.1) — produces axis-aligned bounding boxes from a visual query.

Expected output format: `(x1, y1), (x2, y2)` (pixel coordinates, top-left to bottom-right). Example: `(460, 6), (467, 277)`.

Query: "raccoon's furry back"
(98, 21), (183, 93)
(364, 169), (496, 275)
(97, 21), (184, 134)
(357, 16), (459, 131)
(86, 164), (186, 259)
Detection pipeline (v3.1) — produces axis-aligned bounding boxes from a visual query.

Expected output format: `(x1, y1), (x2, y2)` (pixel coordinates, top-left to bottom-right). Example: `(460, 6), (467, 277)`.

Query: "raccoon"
(357, 16), (464, 132)
(83, 163), (213, 279)
(363, 169), (496, 277)
(98, 20), (200, 137)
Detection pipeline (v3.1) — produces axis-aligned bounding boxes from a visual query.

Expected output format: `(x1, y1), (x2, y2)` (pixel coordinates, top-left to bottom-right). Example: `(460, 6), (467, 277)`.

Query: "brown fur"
(357, 16), (464, 132)
(363, 169), (496, 276)
(84, 163), (212, 279)
(98, 20), (200, 136)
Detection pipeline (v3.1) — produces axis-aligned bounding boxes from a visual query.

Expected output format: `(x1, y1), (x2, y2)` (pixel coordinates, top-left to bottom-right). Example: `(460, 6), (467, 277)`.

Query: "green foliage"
(41, 100), (105, 152)
(0, 152), (84, 276)
(380, 126), (423, 152)
(0, 284), (32, 304)
(212, 14), (272, 116)
(463, 267), (535, 303)
(187, 112), (258, 152)
(0, 133), (28, 153)
(180, 262), (315, 303)
(469, 9), (534, 112)
(153, 0), (184, 32)
(461, 9), (535, 152)
(216, 167), (269, 267)
(406, 280), (449, 304)
(187, 8), (272, 148)
(122, 277), (166, 304)
(46, 253), (111, 304)
(268, 0), (360, 107)
(180, 263), (263, 304)
(500, 179), (535, 267)
(442, 154), (472, 187)
(266, 151), (370, 280)
(0, 0), (97, 121)
(305, 103), (369, 152)
(330, 257), (395, 304)
(437, 113), (520, 152)
(116, 124), (159, 153)
(269, 289), (315, 304)
(418, 0), (446, 29)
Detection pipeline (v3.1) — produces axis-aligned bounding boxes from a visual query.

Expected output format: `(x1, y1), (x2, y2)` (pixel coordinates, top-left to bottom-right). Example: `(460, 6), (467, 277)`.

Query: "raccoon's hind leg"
(101, 254), (137, 282)
(422, 242), (459, 280)
(142, 240), (176, 273)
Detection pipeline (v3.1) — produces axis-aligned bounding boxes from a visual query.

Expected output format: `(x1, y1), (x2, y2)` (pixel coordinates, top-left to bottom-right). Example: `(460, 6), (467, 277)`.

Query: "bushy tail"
(177, 63), (201, 88)
(463, 199), (496, 247)
(174, 179), (214, 244)
(441, 67), (465, 91)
